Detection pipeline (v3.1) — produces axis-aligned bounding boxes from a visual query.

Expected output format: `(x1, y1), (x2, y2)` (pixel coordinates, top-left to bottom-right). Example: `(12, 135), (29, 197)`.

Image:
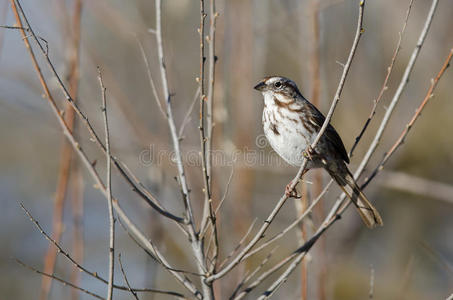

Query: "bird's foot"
(285, 180), (301, 198)
(303, 145), (316, 160)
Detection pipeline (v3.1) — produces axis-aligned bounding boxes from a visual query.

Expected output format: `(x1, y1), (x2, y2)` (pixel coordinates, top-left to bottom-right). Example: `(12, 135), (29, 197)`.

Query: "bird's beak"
(254, 80), (266, 92)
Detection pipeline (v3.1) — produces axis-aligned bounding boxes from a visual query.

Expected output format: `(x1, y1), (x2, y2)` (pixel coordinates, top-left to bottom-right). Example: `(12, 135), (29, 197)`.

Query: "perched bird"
(254, 76), (383, 228)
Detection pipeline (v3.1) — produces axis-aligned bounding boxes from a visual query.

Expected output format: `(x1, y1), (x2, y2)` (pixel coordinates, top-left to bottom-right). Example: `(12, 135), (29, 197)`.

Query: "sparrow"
(254, 76), (383, 228)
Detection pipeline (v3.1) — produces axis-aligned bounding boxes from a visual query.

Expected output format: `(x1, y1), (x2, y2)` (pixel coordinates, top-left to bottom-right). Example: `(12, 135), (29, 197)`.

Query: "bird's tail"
(331, 168), (383, 229)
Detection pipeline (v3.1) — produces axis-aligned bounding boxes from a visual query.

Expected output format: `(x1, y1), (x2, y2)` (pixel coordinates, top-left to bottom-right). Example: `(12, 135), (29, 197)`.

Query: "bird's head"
(253, 76), (302, 98)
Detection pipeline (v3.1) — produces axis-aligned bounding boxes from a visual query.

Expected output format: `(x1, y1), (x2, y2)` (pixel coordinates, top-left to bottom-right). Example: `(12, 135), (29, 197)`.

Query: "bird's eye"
(274, 81), (282, 88)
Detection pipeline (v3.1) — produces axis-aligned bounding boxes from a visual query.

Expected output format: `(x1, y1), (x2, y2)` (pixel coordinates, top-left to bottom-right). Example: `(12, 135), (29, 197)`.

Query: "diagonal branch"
(16, 259), (105, 300)
(349, 0), (414, 156)
(363, 48), (453, 188)
(118, 254), (140, 300)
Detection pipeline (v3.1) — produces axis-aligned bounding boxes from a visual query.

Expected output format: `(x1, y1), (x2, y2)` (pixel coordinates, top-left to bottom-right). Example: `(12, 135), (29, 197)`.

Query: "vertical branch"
(198, 0), (210, 226)
(199, 0), (219, 274)
(154, 0), (195, 230)
(154, 1), (213, 298)
(206, 0), (217, 185)
(98, 68), (115, 300)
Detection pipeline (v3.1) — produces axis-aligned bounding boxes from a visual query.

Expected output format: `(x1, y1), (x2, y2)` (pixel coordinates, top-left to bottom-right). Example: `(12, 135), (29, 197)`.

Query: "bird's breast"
(262, 105), (312, 166)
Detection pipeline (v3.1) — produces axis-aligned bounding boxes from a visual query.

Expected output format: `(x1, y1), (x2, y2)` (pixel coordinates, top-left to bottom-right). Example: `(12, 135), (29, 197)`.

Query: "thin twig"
(256, 221), (333, 300)
(154, 0), (195, 229)
(16, 259), (104, 300)
(98, 67), (115, 300)
(363, 48), (453, 188)
(349, 0), (414, 156)
(19, 202), (185, 295)
(214, 165), (234, 215)
(178, 86), (201, 139)
(233, 252), (299, 300)
(218, 219), (257, 269)
(136, 36), (166, 118)
(118, 254), (140, 300)
(230, 247), (278, 300)
(113, 200), (202, 298)
(242, 181), (333, 261)
(117, 219), (204, 278)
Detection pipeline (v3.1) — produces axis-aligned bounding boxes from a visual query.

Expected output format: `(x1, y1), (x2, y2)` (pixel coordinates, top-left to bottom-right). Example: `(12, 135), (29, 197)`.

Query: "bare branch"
(363, 48), (453, 188)
(19, 202), (186, 296)
(98, 67), (115, 300)
(154, 0), (195, 229)
(242, 180), (333, 261)
(233, 252), (299, 300)
(349, 0), (414, 156)
(206, 0), (218, 183)
(118, 254), (140, 300)
(178, 86), (201, 139)
(214, 165), (234, 215)
(230, 247), (278, 300)
(114, 200), (203, 298)
(256, 223), (332, 299)
(136, 36), (166, 118)
(16, 259), (104, 300)
(218, 219), (257, 269)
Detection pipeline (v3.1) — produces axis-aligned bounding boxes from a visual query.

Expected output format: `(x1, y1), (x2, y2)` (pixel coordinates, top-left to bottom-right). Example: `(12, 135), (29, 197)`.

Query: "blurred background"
(1, 0), (452, 299)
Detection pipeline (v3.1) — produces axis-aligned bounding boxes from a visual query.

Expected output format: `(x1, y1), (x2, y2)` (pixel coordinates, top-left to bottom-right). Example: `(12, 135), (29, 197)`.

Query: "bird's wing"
(307, 103), (350, 164)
